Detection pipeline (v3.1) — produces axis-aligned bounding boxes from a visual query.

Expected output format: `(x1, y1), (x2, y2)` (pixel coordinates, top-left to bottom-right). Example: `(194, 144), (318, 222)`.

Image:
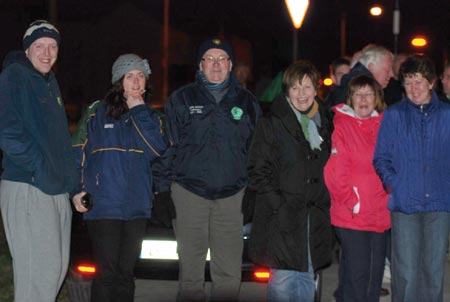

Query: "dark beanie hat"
(197, 38), (233, 65)
(23, 20), (60, 50)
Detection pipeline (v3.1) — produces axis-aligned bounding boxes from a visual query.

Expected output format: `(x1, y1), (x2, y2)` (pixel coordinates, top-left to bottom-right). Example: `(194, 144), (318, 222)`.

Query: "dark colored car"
(66, 213), (323, 302)
(65, 213), (273, 302)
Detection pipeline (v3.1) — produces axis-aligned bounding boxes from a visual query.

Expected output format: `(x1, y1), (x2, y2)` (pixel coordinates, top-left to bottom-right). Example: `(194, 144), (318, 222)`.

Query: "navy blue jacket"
(154, 73), (262, 199)
(76, 103), (167, 220)
(373, 91), (450, 214)
(0, 51), (78, 195)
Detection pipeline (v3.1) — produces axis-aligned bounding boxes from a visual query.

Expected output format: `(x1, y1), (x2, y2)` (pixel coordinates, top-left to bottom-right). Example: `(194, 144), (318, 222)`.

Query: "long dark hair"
(105, 77), (153, 120)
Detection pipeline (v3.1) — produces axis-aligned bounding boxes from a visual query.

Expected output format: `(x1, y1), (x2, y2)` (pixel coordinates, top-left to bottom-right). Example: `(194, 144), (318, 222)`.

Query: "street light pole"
(285, 0), (309, 62)
(293, 29), (298, 61)
(340, 11), (346, 57)
(162, 0), (170, 101)
(393, 0), (400, 54)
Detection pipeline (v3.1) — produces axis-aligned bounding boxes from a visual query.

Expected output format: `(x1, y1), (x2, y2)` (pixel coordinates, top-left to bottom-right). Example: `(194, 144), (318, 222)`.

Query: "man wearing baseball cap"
(0, 20), (78, 301)
(154, 38), (262, 301)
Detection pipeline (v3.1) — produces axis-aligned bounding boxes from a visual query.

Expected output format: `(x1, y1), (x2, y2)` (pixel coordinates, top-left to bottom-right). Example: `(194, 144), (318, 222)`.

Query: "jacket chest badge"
(104, 123), (114, 129)
(189, 105), (204, 114)
(231, 106), (243, 120)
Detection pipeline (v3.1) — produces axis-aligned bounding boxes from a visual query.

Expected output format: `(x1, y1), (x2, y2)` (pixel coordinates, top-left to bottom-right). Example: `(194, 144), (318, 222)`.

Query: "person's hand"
(152, 192), (176, 228)
(125, 93), (145, 109)
(72, 191), (89, 213)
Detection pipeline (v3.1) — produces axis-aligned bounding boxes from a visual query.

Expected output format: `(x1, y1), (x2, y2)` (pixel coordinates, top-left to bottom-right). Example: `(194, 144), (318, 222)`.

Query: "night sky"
(1, 0), (449, 112)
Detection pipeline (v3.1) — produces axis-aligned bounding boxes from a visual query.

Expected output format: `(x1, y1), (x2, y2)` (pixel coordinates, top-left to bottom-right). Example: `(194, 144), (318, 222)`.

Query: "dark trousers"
(335, 227), (388, 302)
(87, 219), (147, 302)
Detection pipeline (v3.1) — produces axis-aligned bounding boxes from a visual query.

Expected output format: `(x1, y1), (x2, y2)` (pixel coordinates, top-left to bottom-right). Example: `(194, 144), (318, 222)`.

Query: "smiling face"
(25, 37), (58, 74)
(122, 70), (147, 98)
(288, 75), (317, 112)
(199, 48), (232, 84)
(351, 85), (376, 118)
(403, 73), (433, 105)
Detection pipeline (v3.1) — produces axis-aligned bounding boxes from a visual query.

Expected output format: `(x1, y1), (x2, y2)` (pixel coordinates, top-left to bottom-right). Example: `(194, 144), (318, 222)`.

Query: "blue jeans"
(334, 227), (388, 302)
(267, 216), (314, 302)
(391, 211), (450, 302)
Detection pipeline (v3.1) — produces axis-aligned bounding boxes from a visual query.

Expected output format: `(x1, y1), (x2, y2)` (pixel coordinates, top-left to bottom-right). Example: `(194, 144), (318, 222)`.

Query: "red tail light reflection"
(77, 263), (96, 275)
(253, 268), (270, 282)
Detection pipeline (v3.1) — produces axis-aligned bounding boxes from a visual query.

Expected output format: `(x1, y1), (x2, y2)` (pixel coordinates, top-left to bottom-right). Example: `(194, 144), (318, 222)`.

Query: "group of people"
(0, 19), (450, 302)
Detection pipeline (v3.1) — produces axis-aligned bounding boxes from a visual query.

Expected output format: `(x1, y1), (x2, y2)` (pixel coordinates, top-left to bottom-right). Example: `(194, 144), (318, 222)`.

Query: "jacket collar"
(406, 90), (440, 113)
(195, 71), (240, 101)
(339, 62), (372, 89)
(3, 50), (54, 81)
(270, 94), (309, 142)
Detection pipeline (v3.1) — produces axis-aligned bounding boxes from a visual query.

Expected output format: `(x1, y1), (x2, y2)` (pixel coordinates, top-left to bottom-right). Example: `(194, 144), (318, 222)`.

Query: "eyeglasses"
(201, 55), (230, 64)
(353, 92), (375, 100)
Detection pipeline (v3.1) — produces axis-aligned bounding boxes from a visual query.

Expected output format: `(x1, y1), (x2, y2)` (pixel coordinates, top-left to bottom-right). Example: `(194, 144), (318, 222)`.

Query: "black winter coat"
(248, 94), (333, 272)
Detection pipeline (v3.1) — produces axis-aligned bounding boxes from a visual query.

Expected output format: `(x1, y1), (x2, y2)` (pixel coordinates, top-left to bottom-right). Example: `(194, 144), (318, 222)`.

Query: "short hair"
(282, 60), (320, 93)
(346, 74), (386, 113)
(330, 57), (350, 75)
(399, 55), (436, 84)
(358, 46), (394, 69)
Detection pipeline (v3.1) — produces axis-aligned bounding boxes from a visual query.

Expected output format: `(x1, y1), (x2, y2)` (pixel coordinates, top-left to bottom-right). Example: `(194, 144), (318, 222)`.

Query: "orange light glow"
(254, 269), (271, 281)
(411, 37), (427, 47)
(285, 0), (310, 29)
(323, 78), (333, 86)
(77, 264), (96, 274)
(370, 6), (383, 16)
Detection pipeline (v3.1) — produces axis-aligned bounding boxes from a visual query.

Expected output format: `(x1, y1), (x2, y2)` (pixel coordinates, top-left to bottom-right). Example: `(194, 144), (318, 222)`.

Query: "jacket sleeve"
(324, 124), (359, 210)
(247, 117), (281, 206)
(373, 110), (396, 190)
(129, 104), (168, 161)
(152, 96), (178, 193)
(72, 101), (102, 170)
(0, 77), (43, 172)
(70, 101), (103, 195)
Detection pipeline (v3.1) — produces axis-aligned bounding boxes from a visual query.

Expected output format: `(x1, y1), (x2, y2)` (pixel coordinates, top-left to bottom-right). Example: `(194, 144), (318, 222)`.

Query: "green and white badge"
(231, 106), (244, 120)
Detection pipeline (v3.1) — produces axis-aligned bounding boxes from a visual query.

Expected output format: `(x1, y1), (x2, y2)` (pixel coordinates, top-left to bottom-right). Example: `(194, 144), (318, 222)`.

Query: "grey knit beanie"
(23, 20), (60, 50)
(111, 54), (151, 84)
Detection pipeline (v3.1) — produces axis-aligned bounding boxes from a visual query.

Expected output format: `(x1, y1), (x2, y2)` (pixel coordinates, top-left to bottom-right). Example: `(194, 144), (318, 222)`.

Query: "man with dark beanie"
(0, 20), (78, 302)
(153, 38), (261, 301)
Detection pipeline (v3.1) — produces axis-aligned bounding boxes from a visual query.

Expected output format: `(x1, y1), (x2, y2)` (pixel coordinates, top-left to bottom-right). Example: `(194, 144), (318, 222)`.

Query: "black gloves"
(151, 192), (176, 228)
(242, 188), (257, 224)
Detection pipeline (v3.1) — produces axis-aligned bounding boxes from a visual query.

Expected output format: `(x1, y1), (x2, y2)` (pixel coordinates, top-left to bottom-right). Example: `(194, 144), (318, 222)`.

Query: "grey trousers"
(0, 180), (72, 302)
(171, 182), (244, 302)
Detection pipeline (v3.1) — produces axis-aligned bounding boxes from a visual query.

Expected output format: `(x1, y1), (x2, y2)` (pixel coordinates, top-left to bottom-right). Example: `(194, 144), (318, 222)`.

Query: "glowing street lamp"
(323, 78), (333, 86)
(369, 5), (383, 17)
(411, 36), (428, 48)
(285, 0), (309, 61)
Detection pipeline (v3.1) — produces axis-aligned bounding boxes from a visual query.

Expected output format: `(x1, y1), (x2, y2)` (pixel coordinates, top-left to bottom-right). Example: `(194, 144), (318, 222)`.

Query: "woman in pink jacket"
(324, 75), (390, 302)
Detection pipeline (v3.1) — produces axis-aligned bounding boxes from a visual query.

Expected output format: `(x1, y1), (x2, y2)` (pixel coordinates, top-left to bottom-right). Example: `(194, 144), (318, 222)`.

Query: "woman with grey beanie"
(72, 54), (167, 302)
